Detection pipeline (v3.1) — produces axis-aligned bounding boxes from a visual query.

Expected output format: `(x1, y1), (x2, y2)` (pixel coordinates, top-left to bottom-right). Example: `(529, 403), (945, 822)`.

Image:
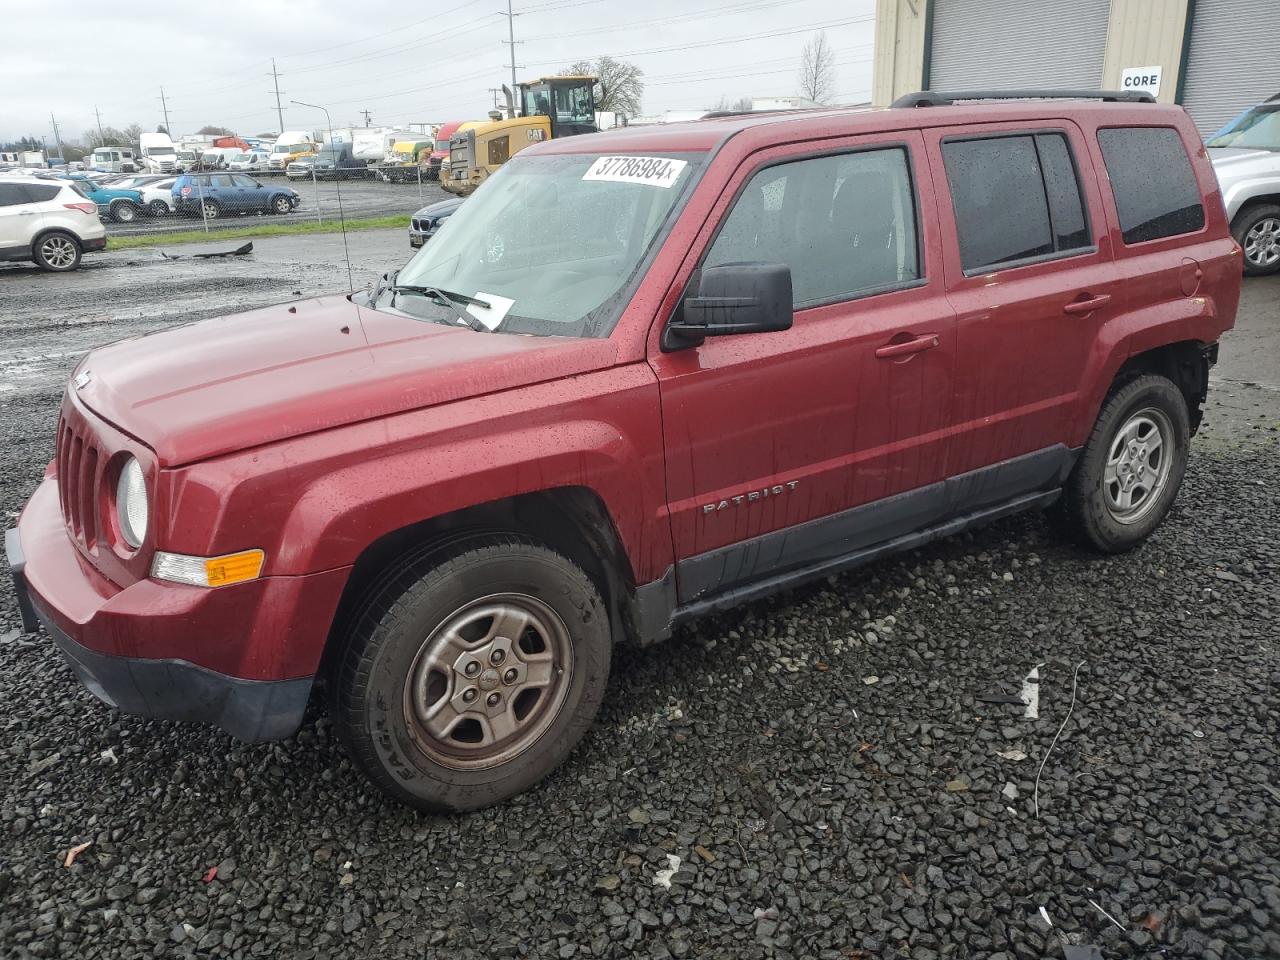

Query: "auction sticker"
(583, 156), (688, 188)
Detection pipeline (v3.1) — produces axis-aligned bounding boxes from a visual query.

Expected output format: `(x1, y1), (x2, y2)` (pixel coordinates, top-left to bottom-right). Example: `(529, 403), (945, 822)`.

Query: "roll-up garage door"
(928, 0), (1112, 92)
(1180, 0), (1280, 135)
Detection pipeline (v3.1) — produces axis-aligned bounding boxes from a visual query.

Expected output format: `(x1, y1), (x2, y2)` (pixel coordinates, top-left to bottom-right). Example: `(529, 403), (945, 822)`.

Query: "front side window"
(1098, 127), (1205, 244)
(705, 146), (920, 306)
(392, 151), (703, 338)
(0, 183), (28, 206)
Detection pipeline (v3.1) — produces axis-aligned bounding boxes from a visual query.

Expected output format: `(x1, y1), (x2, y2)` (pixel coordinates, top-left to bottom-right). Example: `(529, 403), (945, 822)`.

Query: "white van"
(139, 132), (179, 173)
(90, 146), (137, 173)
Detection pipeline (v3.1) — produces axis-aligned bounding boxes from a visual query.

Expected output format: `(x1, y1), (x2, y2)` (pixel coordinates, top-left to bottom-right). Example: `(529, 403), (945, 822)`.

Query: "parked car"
(309, 142), (370, 180)
(133, 177), (179, 217)
(1207, 95), (1280, 275)
(67, 178), (144, 223)
(0, 175), (106, 270)
(6, 92), (1240, 813)
(228, 151), (270, 172)
(269, 136), (317, 172)
(171, 173), (300, 219)
(408, 195), (463, 247)
(285, 155), (316, 181)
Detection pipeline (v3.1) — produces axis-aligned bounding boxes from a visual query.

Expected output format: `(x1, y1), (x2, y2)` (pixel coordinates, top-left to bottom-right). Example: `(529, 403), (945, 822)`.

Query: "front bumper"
(6, 478), (349, 742)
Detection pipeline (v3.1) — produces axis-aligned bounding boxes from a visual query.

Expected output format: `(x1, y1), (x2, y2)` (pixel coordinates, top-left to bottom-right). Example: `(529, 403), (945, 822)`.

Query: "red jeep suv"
(7, 91), (1241, 811)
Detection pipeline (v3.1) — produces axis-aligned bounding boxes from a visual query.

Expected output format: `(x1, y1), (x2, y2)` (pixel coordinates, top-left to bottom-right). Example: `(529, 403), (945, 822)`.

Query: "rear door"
(924, 120), (1120, 488)
(650, 131), (958, 605)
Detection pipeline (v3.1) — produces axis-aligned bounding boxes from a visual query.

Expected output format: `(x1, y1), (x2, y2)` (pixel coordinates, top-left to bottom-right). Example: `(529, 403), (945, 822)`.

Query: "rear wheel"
(110, 201), (137, 223)
(201, 199), (221, 220)
(1058, 375), (1190, 552)
(331, 535), (612, 812)
(1233, 203), (1280, 276)
(33, 231), (81, 271)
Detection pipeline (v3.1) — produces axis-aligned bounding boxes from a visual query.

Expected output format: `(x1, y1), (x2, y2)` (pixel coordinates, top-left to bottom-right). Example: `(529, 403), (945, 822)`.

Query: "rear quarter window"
(1097, 127), (1205, 244)
(22, 184), (61, 203)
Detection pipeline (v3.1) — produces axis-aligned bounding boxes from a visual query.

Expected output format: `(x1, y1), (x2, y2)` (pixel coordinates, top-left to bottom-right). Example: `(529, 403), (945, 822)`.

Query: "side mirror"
(662, 262), (793, 351)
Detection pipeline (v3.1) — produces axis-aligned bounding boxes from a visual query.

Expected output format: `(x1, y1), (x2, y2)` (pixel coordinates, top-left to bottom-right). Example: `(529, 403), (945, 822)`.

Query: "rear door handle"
(875, 334), (940, 359)
(1063, 293), (1112, 315)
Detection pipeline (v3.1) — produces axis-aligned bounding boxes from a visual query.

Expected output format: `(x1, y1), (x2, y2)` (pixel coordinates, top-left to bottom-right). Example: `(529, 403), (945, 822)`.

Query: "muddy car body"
(9, 92), (1241, 812)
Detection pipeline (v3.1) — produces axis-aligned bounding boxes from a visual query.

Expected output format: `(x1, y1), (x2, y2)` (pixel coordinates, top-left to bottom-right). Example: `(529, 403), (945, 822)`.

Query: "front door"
(649, 131), (958, 605)
(923, 120), (1121, 482)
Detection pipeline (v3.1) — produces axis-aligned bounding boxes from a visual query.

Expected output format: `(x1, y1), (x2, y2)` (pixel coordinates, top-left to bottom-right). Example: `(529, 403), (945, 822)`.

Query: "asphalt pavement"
(1, 232), (1277, 959)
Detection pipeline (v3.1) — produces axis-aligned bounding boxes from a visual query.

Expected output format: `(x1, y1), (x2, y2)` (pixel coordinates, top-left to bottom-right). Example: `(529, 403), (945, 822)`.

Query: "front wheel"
(1233, 203), (1280, 276)
(147, 200), (169, 217)
(271, 195), (291, 215)
(1058, 375), (1190, 552)
(331, 536), (611, 812)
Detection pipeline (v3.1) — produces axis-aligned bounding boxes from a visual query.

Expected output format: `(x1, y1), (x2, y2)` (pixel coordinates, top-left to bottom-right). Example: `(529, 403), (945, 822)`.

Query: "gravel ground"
(1, 245), (1277, 959)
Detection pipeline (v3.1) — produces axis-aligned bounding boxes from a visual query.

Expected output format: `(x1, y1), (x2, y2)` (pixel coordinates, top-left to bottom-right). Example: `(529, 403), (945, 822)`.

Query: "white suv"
(0, 176), (107, 271)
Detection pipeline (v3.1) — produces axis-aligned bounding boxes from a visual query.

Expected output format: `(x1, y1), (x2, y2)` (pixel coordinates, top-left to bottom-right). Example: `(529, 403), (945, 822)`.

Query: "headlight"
(115, 456), (148, 548)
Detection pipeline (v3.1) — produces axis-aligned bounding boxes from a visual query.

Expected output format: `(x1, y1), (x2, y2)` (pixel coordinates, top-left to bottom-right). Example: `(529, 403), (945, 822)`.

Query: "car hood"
(1208, 146), (1280, 178)
(72, 294), (618, 467)
(414, 196), (464, 219)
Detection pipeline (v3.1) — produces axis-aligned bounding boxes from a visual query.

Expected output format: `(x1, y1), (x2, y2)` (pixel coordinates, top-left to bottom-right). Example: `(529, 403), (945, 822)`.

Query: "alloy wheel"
(1244, 217), (1280, 268)
(40, 235), (77, 269)
(1102, 407), (1174, 524)
(402, 593), (572, 770)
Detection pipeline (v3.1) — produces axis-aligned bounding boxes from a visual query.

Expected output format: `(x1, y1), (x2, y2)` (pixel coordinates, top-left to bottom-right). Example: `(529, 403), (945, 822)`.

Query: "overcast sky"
(0, 0), (876, 143)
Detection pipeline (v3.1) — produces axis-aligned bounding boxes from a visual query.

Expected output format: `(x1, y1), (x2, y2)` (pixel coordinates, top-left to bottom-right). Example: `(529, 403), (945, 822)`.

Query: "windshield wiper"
(391, 284), (493, 332)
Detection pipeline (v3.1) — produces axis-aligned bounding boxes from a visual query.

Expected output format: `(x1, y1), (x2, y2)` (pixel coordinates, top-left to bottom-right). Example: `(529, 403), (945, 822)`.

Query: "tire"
(147, 200), (169, 217)
(1232, 203), (1280, 276)
(33, 231), (81, 272)
(201, 199), (221, 220)
(331, 534), (612, 812)
(271, 195), (291, 215)
(1059, 375), (1190, 553)
(110, 201), (137, 223)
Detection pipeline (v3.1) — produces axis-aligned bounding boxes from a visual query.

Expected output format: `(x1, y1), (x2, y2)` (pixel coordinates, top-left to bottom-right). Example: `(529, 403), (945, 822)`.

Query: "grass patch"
(109, 214), (410, 250)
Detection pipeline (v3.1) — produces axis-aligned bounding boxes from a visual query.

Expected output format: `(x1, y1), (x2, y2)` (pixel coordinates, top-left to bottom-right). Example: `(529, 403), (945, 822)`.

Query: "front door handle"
(875, 334), (940, 359)
(1063, 293), (1112, 315)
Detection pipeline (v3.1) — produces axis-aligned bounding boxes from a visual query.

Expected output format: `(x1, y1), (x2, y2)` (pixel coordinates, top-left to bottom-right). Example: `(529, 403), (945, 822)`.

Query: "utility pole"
(49, 113), (65, 162)
(270, 58), (285, 133)
(159, 87), (172, 133)
(500, 0), (522, 96)
(359, 108), (372, 127)
(93, 106), (105, 144)
(487, 87), (503, 112)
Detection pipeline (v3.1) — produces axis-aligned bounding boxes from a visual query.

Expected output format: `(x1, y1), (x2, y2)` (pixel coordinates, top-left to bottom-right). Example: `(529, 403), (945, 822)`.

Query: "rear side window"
(1097, 127), (1204, 244)
(22, 184), (61, 203)
(942, 133), (1092, 273)
(0, 183), (27, 206)
(705, 146), (921, 307)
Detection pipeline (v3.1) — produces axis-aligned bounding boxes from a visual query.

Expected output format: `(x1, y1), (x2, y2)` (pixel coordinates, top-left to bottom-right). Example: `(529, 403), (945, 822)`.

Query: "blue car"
(51, 174), (143, 223)
(172, 173), (300, 220)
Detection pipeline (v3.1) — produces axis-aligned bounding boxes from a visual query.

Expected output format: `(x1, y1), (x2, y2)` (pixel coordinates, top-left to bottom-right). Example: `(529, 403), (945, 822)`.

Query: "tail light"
(64, 202), (97, 215)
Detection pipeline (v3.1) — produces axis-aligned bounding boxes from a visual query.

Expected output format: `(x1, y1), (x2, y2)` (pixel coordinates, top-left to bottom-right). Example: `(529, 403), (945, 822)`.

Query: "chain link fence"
(21, 160), (448, 248)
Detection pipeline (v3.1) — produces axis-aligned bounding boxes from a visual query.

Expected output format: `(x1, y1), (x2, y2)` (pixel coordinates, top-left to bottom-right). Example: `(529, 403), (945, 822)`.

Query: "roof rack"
(890, 89), (1156, 108)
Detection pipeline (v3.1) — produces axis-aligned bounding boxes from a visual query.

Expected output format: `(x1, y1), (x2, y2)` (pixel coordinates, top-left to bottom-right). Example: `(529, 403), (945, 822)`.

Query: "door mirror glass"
(663, 262), (793, 350)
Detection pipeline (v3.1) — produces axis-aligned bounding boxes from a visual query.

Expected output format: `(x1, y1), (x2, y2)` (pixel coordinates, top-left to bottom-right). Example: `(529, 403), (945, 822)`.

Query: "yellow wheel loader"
(440, 75), (599, 196)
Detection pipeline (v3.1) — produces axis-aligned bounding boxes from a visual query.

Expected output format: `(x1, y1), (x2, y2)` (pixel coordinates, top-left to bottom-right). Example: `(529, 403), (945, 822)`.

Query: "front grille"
(56, 410), (104, 552)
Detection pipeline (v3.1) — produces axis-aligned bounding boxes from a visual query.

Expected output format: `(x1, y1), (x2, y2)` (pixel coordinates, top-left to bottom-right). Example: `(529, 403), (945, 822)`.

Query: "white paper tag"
(465, 292), (515, 331)
(582, 156), (688, 189)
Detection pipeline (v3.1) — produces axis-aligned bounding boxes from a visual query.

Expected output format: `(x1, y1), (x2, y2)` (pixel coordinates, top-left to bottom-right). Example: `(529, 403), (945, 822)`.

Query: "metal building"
(873, 0), (1280, 134)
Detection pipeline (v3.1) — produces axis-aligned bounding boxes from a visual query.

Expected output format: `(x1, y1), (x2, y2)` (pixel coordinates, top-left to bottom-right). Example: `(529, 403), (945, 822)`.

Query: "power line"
(500, 0), (521, 93)
(276, 0), (488, 60)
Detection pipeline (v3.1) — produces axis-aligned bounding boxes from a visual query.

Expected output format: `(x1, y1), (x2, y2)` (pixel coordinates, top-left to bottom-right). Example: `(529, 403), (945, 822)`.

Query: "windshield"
(149, 147), (176, 157)
(388, 151), (701, 338)
(434, 138), (450, 152)
(1206, 105), (1280, 150)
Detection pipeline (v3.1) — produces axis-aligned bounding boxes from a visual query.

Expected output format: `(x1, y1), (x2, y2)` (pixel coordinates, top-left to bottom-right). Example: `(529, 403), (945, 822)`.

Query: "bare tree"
(731, 96), (754, 112)
(196, 125), (235, 137)
(561, 56), (644, 118)
(798, 31), (836, 104)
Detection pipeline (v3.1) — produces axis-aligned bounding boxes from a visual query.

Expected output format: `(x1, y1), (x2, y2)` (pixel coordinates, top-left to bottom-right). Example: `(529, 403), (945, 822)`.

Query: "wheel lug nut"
(486, 693), (501, 707)
(491, 649), (506, 665)
(503, 668), (518, 684)
(462, 688), (478, 703)
(464, 661), (480, 677)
